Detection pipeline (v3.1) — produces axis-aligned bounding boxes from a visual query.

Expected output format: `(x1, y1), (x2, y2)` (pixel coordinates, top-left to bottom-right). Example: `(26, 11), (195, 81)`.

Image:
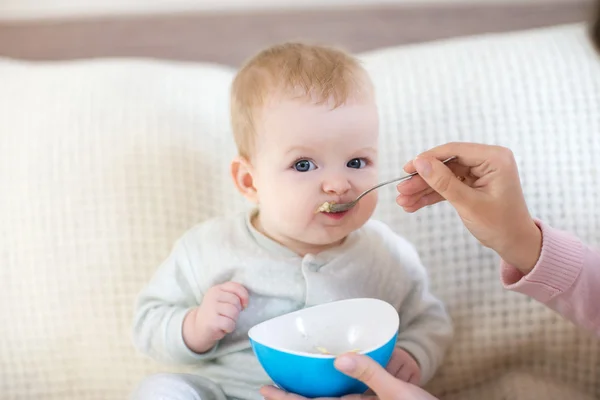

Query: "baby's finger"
(217, 302), (241, 321)
(216, 315), (237, 334)
(220, 282), (250, 309)
(395, 366), (412, 383)
(218, 292), (243, 310)
(408, 372), (420, 385)
(385, 357), (404, 379)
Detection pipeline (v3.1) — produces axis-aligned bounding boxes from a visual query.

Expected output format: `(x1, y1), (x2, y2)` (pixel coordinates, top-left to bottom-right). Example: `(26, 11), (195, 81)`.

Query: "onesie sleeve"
(376, 224), (454, 386)
(132, 233), (219, 364)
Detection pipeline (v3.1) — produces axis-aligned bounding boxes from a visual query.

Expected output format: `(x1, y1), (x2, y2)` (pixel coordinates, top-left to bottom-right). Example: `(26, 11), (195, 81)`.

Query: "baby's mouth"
(315, 201), (336, 214)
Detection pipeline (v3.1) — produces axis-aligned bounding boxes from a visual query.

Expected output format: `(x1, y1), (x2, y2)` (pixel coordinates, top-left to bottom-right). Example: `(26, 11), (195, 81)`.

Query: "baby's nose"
(322, 176), (351, 195)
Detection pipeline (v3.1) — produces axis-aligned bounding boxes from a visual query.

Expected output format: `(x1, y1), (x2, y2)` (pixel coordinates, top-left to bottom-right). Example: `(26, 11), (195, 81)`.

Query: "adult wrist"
(497, 220), (542, 275)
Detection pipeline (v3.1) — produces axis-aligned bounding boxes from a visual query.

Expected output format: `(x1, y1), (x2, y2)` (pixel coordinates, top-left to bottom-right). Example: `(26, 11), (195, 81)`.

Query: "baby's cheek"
(358, 192), (378, 217)
(273, 189), (315, 223)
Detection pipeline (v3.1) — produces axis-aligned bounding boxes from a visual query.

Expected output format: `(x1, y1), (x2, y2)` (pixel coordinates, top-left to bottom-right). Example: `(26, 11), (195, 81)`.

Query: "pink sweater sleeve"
(501, 219), (600, 336)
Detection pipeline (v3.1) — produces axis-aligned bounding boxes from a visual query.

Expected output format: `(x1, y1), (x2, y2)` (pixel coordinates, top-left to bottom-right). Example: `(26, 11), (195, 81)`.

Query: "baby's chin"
(300, 226), (356, 247)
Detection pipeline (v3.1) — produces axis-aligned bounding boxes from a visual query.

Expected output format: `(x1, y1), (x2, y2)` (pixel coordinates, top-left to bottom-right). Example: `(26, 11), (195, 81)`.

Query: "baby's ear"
(231, 156), (258, 203)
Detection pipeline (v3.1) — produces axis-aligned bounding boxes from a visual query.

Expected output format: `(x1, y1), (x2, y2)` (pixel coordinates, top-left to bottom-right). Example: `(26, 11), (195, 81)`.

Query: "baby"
(131, 43), (453, 400)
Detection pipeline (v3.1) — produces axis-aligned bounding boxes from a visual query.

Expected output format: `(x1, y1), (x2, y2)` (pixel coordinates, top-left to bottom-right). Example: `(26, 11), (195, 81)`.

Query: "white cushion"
(1, 23), (599, 399)
(0, 59), (239, 397)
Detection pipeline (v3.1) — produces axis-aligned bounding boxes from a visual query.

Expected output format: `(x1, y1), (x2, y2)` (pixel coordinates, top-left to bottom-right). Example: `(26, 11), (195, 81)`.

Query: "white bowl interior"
(249, 298), (399, 356)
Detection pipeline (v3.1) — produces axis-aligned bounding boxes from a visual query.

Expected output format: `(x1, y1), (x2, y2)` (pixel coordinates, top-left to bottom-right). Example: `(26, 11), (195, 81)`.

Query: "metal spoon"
(320, 156), (457, 213)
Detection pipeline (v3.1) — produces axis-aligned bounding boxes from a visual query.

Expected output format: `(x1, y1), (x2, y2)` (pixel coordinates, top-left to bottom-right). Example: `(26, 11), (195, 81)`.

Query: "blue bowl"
(248, 298), (399, 398)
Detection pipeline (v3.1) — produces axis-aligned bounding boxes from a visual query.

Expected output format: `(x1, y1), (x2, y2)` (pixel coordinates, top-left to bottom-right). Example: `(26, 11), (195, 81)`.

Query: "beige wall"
(0, 0), (572, 20)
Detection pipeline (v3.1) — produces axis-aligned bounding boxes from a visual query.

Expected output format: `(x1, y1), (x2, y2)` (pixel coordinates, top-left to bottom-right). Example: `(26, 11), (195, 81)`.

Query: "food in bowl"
(314, 346), (360, 355)
(315, 346), (331, 355)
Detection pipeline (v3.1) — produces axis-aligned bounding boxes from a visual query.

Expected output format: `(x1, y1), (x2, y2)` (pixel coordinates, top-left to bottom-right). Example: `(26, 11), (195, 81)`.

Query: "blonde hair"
(230, 42), (372, 158)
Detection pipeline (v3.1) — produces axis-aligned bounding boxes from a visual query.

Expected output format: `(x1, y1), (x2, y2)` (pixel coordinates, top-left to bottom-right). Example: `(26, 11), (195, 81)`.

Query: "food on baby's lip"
(316, 201), (335, 213)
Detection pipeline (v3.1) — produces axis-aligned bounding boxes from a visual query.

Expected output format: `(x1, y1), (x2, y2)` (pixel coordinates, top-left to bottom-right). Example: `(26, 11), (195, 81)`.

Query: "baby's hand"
(183, 281), (249, 353)
(385, 348), (421, 385)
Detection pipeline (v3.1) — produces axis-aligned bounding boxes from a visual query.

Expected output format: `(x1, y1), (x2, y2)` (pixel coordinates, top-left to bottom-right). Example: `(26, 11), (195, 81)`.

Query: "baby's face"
(250, 96), (379, 254)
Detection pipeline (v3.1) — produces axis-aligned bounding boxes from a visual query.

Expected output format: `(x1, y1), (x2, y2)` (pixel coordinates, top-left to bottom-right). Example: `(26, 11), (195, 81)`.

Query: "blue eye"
(294, 159), (316, 172)
(347, 158), (367, 169)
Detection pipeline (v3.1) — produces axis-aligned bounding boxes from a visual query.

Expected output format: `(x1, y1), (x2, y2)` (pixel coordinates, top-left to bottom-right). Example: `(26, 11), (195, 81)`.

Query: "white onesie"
(131, 209), (453, 400)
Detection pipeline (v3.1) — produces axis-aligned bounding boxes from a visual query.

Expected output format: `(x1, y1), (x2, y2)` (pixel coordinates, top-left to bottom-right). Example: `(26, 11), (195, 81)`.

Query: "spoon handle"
(355, 156), (457, 202)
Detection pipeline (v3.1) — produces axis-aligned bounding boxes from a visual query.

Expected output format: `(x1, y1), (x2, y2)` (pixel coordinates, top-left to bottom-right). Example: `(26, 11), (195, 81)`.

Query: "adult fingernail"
(335, 355), (357, 373)
(414, 158), (432, 178)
